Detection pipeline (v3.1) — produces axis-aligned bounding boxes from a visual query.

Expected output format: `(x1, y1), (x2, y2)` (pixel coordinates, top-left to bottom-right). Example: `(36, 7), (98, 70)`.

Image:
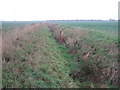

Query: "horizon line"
(0, 19), (118, 22)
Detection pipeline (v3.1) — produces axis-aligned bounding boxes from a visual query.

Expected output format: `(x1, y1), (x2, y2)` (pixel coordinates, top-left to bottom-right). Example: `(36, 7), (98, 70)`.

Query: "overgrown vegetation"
(47, 21), (118, 88)
(2, 23), (77, 88)
(2, 21), (118, 88)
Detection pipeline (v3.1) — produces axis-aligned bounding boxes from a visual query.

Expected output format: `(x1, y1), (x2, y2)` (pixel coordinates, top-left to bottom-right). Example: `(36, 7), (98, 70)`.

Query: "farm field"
(2, 21), (119, 88)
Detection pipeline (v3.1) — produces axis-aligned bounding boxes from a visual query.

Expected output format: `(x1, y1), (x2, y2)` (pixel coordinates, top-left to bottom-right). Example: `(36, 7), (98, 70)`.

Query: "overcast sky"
(0, 0), (119, 21)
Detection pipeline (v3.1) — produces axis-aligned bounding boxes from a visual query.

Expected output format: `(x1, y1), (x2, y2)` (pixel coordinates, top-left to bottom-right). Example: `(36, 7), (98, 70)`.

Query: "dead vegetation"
(2, 22), (78, 88)
(2, 23), (44, 53)
(47, 22), (118, 88)
(2, 21), (118, 88)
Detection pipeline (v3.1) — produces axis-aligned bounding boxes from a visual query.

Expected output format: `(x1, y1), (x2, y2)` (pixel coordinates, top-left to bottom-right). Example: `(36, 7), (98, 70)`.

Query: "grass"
(2, 21), (41, 32)
(47, 21), (118, 88)
(2, 21), (118, 88)
(49, 21), (118, 35)
(2, 23), (78, 88)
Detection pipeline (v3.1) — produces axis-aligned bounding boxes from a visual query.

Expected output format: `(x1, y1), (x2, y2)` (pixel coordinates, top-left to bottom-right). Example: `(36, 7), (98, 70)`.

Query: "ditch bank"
(2, 23), (78, 88)
(46, 22), (118, 88)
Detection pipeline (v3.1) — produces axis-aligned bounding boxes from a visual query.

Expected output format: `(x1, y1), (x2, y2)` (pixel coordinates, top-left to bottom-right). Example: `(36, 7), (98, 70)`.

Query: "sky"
(0, 0), (119, 21)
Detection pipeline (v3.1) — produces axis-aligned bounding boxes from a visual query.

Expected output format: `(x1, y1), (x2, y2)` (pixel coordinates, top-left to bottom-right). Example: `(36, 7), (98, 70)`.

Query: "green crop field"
(2, 21), (41, 33)
(2, 21), (119, 88)
(49, 21), (118, 34)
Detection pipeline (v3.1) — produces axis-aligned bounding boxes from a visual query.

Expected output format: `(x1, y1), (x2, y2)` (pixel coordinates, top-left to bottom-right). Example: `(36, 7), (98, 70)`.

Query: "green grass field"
(50, 21), (118, 33)
(2, 21), (119, 88)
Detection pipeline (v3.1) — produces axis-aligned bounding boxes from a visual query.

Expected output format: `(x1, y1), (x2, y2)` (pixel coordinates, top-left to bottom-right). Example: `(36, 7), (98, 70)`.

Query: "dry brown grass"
(2, 23), (44, 54)
(63, 27), (88, 47)
(47, 23), (88, 48)
(47, 23), (118, 87)
(47, 23), (66, 44)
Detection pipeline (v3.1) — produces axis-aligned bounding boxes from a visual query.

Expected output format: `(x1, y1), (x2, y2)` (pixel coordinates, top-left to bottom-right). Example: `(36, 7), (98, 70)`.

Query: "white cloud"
(0, 0), (119, 21)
